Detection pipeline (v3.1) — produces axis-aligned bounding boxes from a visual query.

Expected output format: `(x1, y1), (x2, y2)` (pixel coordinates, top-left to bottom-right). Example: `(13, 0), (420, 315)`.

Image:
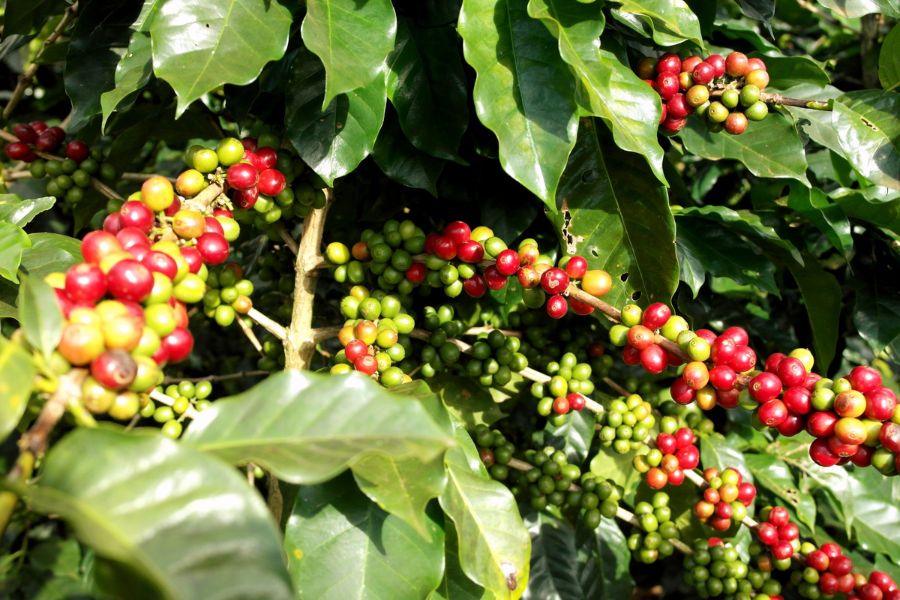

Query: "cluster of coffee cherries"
(755, 506), (801, 562)
(201, 263), (254, 327)
(182, 136), (296, 227)
(610, 302), (689, 374)
(636, 51), (771, 135)
(3, 121), (117, 204)
(693, 467), (757, 531)
(798, 543), (898, 599)
(596, 394), (656, 454)
(531, 353), (595, 424)
(626, 492), (680, 564)
(475, 425), (518, 482)
(637, 425), (699, 489)
(141, 380), (213, 438)
(329, 288), (415, 386)
(684, 538), (784, 599)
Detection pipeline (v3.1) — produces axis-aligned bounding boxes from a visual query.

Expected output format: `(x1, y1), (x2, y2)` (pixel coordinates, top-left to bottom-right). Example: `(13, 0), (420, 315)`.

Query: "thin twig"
(602, 376), (631, 397)
(463, 327), (523, 338)
(121, 172), (177, 183)
(708, 89), (832, 111)
(247, 307), (288, 341)
(276, 223), (299, 255)
(236, 316), (264, 353)
(3, 4), (78, 120)
(149, 388), (201, 420)
(162, 370), (269, 384)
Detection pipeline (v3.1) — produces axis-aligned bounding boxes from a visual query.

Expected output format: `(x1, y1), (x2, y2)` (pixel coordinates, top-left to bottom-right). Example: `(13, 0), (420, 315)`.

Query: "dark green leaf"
(818, 0), (900, 18)
(13, 428), (293, 600)
(439, 424), (530, 599)
(744, 454), (816, 530)
(614, 0), (704, 47)
(880, 24), (900, 90)
(756, 54), (830, 89)
(736, 0), (775, 21)
(458, 0), (579, 207)
(833, 189), (900, 236)
(0, 194), (55, 227)
(373, 111), (445, 196)
(787, 183), (853, 257)
(17, 274), (62, 359)
(20, 233), (82, 278)
(700, 434), (752, 479)
(679, 112), (810, 185)
(301, 0), (397, 108)
(832, 90), (900, 190)
(0, 335), (34, 441)
(575, 517), (634, 598)
(675, 217), (779, 296)
(589, 449), (641, 499)
(386, 16), (468, 161)
(285, 48), (387, 186)
(429, 524), (490, 600)
(3, 0), (66, 35)
(525, 512), (584, 599)
(780, 84), (844, 156)
(150, 0), (292, 116)
(543, 410), (596, 464)
(99, 31), (153, 129)
(527, 0), (667, 185)
(183, 370), (453, 484)
(852, 269), (900, 356)
(550, 122), (678, 307)
(786, 255), (842, 370)
(284, 474), (444, 600)
(0, 223), (31, 283)
(64, 0), (144, 130)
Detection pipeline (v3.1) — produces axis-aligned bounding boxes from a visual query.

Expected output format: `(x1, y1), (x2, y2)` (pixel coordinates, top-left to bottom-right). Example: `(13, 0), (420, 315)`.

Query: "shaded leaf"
(183, 370), (453, 484)
(0, 223), (31, 283)
(439, 424), (530, 599)
(780, 84), (845, 156)
(679, 112), (810, 185)
(575, 517), (634, 598)
(431, 374), (506, 428)
(285, 48), (387, 186)
(3, 0), (66, 35)
(756, 54), (830, 89)
(429, 524), (491, 600)
(880, 24), (900, 90)
(700, 433), (752, 480)
(13, 428), (293, 600)
(787, 183), (853, 257)
(150, 0), (292, 116)
(0, 194), (55, 228)
(100, 31), (153, 129)
(543, 410), (595, 464)
(550, 121), (678, 307)
(301, 0), (397, 108)
(525, 512), (583, 599)
(833, 189), (900, 236)
(745, 453), (816, 531)
(852, 267), (900, 356)
(458, 0), (579, 207)
(373, 111), (445, 196)
(736, 0), (775, 21)
(832, 90), (900, 190)
(528, 0), (666, 185)
(20, 233), (82, 279)
(786, 255), (842, 370)
(386, 16), (468, 161)
(0, 335), (34, 441)
(614, 0), (704, 47)
(818, 0), (900, 18)
(17, 274), (62, 360)
(285, 474), (444, 600)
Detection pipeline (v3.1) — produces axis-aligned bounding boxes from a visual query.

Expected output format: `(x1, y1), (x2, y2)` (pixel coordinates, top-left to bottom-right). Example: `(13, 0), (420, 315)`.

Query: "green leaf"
(0, 335), (35, 441)
(614, 0), (704, 47)
(285, 48), (387, 187)
(852, 269), (900, 356)
(675, 216), (779, 297)
(12, 428), (292, 600)
(744, 453), (816, 531)
(431, 374), (506, 428)
(20, 233), (82, 278)
(458, 0), (579, 207)
(755, 54), (830, 89)
(786, 255), (842, 370)
(832, 90), (900, 190)
(787, 183), (853, 257)
(64, 0), (145, 130)
(386, 16), (468, 161)
(527, 0), (667, 186)
(429, 524), (491, 600)
(880, 24), (900, 90)
(373, 111), (445, 196)
(818, 0), (900, 18)
(3, 0), (66, 35)
(150, 0), (292, 116)
(679, 112), (810, 185)
(99, 31), (153, 129)
(525, 512), (584, 599)
(779, 84), (844, 156)
(576, 517), (634, 598)
(589, 449), (641, 500)
(439, 425), (530, 599)
(0, 223), (31, 283)
(700, 434), (752, 479)
(736, 0), (775, 22)
(301, 0), (397, 109)
(0, 194), (55, 227)
(183, 370), (453, 484)
(544, 410), (595, 464)
(549, 122), (678, 307)
(833, 189), (900, 236)
(284, 474), (444, 600)
(17, 274), (62, 359)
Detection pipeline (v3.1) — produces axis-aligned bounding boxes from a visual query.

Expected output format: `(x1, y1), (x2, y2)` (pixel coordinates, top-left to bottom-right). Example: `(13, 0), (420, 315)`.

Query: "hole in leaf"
(620, 273), (629, 282)
(632, 291), (641, 300)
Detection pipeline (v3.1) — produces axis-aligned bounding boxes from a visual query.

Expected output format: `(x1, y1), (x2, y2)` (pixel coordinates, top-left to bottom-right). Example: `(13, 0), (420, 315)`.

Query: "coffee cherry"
(107, 259), (154, 302)
(196, 233), (230, 265)
(656, 73), (680, 100)
(226, 163), (258, 190)
(4, 141), (32, 161)
(757, 399), (788, 427)
(635, 57), (656, 79)
(257, 168), (286, 196)
(706, 54), (726, 77)
(82, 231), (124, 265)
(661, 118), (686, 134)
(90, 349), (137, 390)
(540, 268), (569, 294)
(707, 101), (729, 123)
(546, 295), (568, 319)
(745, 69), (769, 89)
(657, 53), (682, 74)
(141, 176), (176, 212)
(640, 344), (666, 374)
(725, 52), (749, 77)
(686, 85), (710, 107)
(119, 200), (154, 233)
(692, 61), (715, 85)
(667, 93), (691, 119)
(724, 112), (748, 135)
(162, 327), (194, 363)
(65, 263), (107, 303)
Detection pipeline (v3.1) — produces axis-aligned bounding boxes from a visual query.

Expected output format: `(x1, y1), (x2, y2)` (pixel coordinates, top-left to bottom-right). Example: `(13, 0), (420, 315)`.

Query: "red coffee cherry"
(807, 411), (838, 438)
(90, 349), (137, 391)
(641, 303), (672, 330)
(725, 52), (749, 77)
(656, 53), (682, 74)
(66, 139), (90, 162)
(640, 344), (666, 374)
(443, 221), (471, 245)
(540, 267), (569, 294)
(655, 433), (677, 454)
(545, 294), (568, 319)
(865, 387), (898, 420)
(552, 396), (570, 415)
(749, 372), (783, 403)
(226, 163), (258, 190)
(656, 73), (680, 100)
(564, 255), (588, 279)
(405, 263), (426, 284)
(692, 61), (715, 85)
(65, 263), (107, 304)
(162, 327), (194, 363)
(462, 275), (487, 298)
(431, 235), (457, 260)
(483, 265), (508, 290)
(809, 438), (841, 466)
(757, 399), (788, 427)
(457, 240), (485, 264)
(706, 54), (726, 78)
(709, 365), (737, 391)
(107, 259), (154, 302)
(255, 146), (278, 169)
(495, 249), (521, 276)
(777, 357), (807, 387)
(119, 200), (154, 233)
(848, 365), (883, 392)
(196, 233), (230, 265)
(257, 168), (286, 196)
(783, 386), (811, 415)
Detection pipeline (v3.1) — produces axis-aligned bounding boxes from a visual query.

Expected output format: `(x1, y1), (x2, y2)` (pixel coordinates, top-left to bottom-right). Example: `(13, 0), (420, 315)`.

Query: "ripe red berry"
(772, 540), (794, 560)
(552, 396), (570, 414)
(809, 438), (841, 466)
(405, 263), (426, 283)
(546, 294), (568, 319)
(692, 61), (715, 85)
(783, 386), (811, 415)
(162, 327), (194, 363)
(827, 436), (859, 458)
(196, 233), (229, 265)
(830, 555), (853, 577)
(656, 73), (680, 100)
(119, 200), (154, 233)
(257, 168), (286, 196)
(82, 231), (124, 264)
(65, 263), (107, 304)
(453, 240), (482, 264)
(757, 399), (788, 427)
(141, 251), (178, 280)
(807, 411), (838, 438)
(746, 57), (767, 72)
(711, 336), (736, 364)
(443, 221), (471, 245)
(90, 349), (137, 391)
(667, 93), (692, 119)
(777, 357), (807, 387)
(564, 255), (588, 279)
(807, 549), (830, 571)
(725, 52), (749, 77)
(65, 139), (90, 162)
(568, 297), (594, 315)
(660, 117), (686, 134)
(12, 123), (37, 143)
(880, 422), (900, 453)
(627, 325), (655, 350)
(483, 265), (508, 290)
(640, 344), (666, 374)
(462, 275), (487, 298)
(540, 267), (569, 294)
(778, 521), (799, 541)
(622, 345), (640, 366)
(431, 235), (457, 260)
(344, 339), (368, 362)
(4, 141), (32, 161)
(241, 137), (258, 152)
(737, 482), (756, 505)
(757, 522), (778, 545)
(233, 187), (259, 209)
(749, 371), (782, 403)
(820, 542), (843, 560)
(860, 583), (885, 600)
(567, 392), (586, 411)
(656, 53), (682, 74)
(656, 433), (677, 455)
(848, 365), (882, 393)
(670, 379), (696, 405)
(675, 427), (695, 449)
(705, 54), (726, 77)
(226, 163), (258, 190)
(255, 147), (278, 169)
(677, 444), (700, 469)
(116, 227), (151, 252)
(667, 468), (685, 486)
(180, 246), (203, 273)
(709, 365), (737, 391)
(494, 249), (520, 276)
(777, 413), (805, 437)
(865, 387), (898, 421)
(728, 345), (756, 372)
(641, 303), (671, 330)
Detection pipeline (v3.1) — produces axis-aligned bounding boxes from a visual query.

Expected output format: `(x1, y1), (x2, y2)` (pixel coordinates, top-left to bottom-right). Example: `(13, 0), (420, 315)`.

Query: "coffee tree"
(0, 0), (898, 598)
